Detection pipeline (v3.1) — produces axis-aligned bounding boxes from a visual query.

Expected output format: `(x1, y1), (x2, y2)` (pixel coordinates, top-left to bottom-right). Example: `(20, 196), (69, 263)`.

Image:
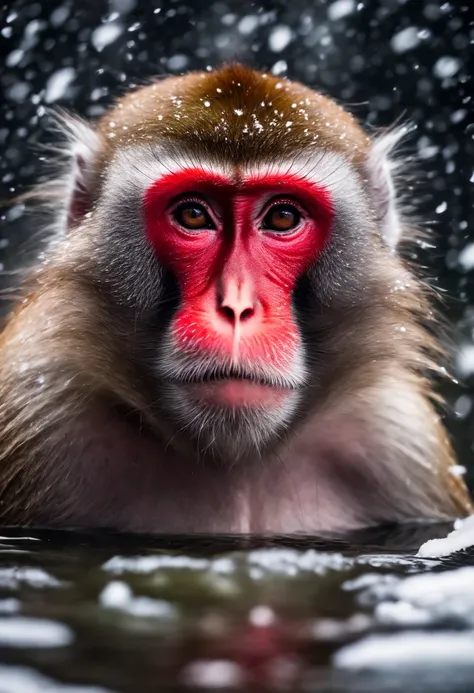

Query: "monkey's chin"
(165, 380), (300, 459)
(184, 379), (292, 408)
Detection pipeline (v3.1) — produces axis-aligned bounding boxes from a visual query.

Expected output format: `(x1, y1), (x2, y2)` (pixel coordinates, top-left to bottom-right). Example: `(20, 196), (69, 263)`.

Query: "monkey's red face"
(144, 168), (333, 438)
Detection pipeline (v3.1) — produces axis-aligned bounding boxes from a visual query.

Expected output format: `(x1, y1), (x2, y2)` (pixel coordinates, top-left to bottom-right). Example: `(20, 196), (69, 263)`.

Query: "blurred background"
(0, 0), (473, 480)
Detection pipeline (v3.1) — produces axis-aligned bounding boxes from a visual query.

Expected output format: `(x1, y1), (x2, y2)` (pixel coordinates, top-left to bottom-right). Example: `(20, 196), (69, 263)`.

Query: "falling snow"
(268, 25), (293, 52)
(390, 27), (421, 54)
(167, 54), (189, 71)
(91, 21), (124, 52)
(44, 67), (76, 103)
(433, 55), (462, 79)
(238, 15), (259, 35)
(458, 244), (474, 272)
(327, 0), (356, 21)
(271, 59), (288, 76)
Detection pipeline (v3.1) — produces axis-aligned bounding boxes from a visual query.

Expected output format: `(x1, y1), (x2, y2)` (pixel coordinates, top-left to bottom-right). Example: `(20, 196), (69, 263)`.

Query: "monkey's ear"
(366, 127), (408, 249)
(57, 115), (103, 229)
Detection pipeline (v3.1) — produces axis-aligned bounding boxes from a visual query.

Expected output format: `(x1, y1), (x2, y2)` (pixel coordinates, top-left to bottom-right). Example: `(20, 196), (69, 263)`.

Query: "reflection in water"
(0, 523), (473, 691)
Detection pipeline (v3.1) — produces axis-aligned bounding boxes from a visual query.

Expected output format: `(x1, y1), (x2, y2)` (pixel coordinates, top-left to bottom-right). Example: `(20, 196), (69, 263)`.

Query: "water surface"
(1, 524), (473, 692)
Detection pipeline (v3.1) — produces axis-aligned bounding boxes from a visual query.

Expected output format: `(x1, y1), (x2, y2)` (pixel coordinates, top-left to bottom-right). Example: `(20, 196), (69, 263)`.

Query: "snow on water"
(417, 514), (474, 558)
(334, 632), (474, 669)
(0, 617), (73, 648)
(99, 580), (178, 619)
(345, 553), (474, 626)
(0, 566), (62, 589)
(0, 664), (112, 692)
(339, 558), (474, 667)
(103, 548), (354, 579)
(103, 554), (210, 574)
(181, 660), (245, 689)
(393, 565), (474, 609)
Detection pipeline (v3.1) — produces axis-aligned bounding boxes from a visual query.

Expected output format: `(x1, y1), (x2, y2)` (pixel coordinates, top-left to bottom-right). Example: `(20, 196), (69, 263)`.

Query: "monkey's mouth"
(171, 367), (296, 408)
(185, 379), (292, 408)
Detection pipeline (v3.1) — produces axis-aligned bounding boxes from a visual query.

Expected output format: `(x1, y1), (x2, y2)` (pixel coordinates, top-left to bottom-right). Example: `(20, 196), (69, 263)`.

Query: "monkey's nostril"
(220, 306), (235, 324)
(240, 307), (254, 322)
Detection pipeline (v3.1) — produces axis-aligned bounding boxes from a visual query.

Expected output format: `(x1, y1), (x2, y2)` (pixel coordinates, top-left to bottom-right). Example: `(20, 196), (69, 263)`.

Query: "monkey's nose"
(217, 279), (260, 329)
(219, 303), (255, 324)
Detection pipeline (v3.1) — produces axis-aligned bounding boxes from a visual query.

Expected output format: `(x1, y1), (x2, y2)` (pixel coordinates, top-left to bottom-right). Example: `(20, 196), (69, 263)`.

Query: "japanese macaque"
(0, 64), (471, 533)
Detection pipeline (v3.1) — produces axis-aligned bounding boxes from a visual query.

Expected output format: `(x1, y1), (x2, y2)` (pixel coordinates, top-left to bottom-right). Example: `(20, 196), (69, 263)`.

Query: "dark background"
(1, 0), (473, 479)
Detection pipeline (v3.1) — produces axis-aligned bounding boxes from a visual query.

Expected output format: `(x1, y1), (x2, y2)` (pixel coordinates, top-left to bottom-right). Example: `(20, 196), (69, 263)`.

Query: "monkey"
(0, 64), (471, 534)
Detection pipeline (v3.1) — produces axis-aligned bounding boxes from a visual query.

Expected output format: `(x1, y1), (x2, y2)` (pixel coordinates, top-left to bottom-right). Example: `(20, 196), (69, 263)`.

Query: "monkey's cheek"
(183, 380), (294, 409)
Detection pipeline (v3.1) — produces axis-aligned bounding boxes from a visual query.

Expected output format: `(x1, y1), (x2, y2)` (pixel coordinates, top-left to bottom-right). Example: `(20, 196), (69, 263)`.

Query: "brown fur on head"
(0, 64), (470, 532)
(98, 64), (369, 159)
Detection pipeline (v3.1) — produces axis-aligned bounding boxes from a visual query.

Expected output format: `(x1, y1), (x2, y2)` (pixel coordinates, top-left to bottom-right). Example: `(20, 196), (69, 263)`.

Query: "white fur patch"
(54, 115), (103, 229)
(366, 126), (409, 248)
(108, 146), (229, 196)
(107, 146), (367, 226)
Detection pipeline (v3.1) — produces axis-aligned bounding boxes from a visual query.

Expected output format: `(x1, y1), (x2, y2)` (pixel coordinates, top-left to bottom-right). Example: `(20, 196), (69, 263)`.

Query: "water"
(0, 524), (473, 691)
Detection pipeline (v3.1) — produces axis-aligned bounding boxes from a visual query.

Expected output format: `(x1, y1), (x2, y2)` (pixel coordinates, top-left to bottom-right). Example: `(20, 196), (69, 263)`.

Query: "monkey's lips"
(183, 378), (293, 408)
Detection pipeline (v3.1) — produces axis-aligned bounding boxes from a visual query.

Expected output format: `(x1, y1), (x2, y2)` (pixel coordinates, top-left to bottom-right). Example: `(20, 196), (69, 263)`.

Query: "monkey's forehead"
(97, 64), (370, 167)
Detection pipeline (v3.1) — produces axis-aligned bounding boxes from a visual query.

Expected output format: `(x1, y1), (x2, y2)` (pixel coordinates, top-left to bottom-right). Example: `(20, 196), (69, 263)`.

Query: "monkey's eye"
(173, 202), (215, 231)
(262, 203), (301, 233)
